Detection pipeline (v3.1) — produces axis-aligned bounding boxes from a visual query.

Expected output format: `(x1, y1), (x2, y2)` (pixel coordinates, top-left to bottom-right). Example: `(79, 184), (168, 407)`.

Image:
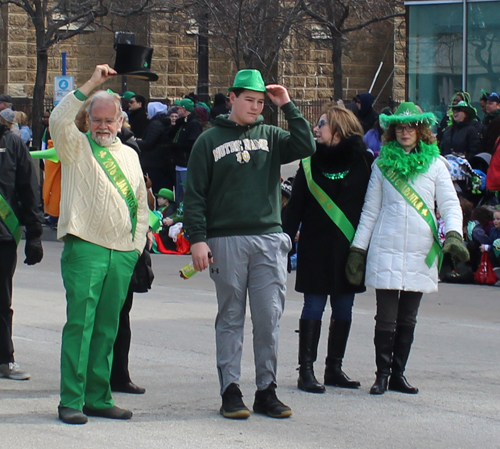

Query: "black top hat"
(113, 44), (159, 82)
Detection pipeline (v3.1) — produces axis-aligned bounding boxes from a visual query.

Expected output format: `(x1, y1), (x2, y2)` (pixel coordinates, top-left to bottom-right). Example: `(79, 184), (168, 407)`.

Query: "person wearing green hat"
(155, 188), (177, 216)
(120, 91), (135, 114)
(440, 99), (484, 161)
(184, 68), (315, 420)
(345, 102), (469, 396)
(169, 97), (202, 202)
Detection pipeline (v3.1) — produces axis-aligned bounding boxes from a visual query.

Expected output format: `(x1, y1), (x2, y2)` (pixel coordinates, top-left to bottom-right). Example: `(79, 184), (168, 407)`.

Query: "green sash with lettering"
(302, 157), (355, 243)
(0, 192), (22, 245)
(86, 133), (138, 239)
(377, 162), (443, 269)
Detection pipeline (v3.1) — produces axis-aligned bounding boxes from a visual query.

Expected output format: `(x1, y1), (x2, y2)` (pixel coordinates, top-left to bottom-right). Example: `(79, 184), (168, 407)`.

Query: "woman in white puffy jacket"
(346, 102), (470, 396)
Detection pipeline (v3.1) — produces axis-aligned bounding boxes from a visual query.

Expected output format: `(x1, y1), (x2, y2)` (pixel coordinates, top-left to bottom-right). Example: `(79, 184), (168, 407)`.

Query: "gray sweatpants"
(207, 233), (291, 395)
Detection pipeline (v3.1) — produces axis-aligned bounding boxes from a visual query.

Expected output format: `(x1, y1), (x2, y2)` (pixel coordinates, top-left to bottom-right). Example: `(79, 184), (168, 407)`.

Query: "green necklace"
(322, 170), (349, 180)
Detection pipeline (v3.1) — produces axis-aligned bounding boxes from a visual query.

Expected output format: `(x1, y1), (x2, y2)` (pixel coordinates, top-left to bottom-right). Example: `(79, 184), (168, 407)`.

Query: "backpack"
(485, 136), (500, 191)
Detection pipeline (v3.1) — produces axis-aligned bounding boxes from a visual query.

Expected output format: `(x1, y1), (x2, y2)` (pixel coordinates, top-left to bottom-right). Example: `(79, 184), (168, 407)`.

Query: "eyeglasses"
(453, 108), (465, 113)
(129, 99), (136, 104)
(317, 119), (328, 129)
(89, 117), (119, 126)
(395, 124), (417, 134)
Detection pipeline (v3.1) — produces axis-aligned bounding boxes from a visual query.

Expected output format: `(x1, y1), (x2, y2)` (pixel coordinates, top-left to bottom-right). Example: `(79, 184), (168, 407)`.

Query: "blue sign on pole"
(54, 75), (74, 105)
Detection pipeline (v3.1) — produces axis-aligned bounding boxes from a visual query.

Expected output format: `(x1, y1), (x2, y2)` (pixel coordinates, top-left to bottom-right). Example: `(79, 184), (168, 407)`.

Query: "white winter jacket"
(351, 156), (462, 293)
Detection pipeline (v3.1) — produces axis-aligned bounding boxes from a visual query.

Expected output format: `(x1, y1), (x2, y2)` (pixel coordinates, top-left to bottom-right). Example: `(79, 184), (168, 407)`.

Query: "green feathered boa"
(376, 140), (440, 181)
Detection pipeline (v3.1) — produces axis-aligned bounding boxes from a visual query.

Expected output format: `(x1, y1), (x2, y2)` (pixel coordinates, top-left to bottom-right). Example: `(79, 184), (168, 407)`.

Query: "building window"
(406, 0), (500, 121)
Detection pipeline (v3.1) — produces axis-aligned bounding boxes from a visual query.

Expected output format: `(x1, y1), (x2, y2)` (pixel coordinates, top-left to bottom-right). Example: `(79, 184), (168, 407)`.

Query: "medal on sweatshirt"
(86, 132), (138, 239)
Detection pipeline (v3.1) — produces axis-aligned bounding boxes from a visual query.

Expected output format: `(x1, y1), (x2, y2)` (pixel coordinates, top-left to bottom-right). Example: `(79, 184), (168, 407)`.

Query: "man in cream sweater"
(50, 64), (149, 425)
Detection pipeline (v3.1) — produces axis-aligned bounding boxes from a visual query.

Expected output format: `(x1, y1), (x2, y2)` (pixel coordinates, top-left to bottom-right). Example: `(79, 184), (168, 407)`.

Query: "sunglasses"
(317, 119), (328, 129)
(454, 108), (465, 113)
(395, 124), (417, 133)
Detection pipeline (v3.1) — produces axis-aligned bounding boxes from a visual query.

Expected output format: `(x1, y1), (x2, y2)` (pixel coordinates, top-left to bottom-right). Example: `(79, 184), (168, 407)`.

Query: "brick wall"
(1, 5), (404, 107)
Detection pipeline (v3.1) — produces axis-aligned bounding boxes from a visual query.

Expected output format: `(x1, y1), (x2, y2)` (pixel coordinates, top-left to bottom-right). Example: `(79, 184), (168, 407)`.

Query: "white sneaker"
(0, 362), (30, 380)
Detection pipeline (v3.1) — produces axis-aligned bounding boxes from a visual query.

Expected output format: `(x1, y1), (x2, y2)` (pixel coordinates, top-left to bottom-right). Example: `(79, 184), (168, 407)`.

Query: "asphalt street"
(2, 238), (500, 449)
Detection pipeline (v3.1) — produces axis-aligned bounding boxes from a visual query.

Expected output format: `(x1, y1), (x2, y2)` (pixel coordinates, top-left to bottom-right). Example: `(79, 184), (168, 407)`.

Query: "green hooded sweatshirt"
(184, 101), (315, 244)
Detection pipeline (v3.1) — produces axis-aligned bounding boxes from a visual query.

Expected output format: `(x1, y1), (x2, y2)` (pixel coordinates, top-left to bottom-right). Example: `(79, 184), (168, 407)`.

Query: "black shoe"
(220, 383), (250, 419)
(58, 406), (88, 425)
(111, 381), (146, 394)
(370, 375), (389, 395)
(253, 383), (292, 419)
(83, 405), (133, 420)
(388, 374), (419, 394)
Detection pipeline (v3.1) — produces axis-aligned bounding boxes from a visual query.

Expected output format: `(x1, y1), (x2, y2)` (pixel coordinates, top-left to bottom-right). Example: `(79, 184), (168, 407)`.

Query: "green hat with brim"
(228, 69), (266, 93)
(174, 98), (195, 112)
(155, 188), (175, 202)
(379, 101), (437, 130)
(449, 100), (477, 120)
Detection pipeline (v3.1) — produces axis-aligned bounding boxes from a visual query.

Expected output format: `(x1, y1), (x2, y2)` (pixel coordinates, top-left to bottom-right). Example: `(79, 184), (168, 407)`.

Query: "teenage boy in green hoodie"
(184, 69), (315, 420)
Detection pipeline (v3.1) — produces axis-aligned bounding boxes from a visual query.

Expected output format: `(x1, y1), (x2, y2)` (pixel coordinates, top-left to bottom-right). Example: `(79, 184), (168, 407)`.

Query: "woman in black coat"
(439, 99), (484, 161)
(283, 104), (372, 393)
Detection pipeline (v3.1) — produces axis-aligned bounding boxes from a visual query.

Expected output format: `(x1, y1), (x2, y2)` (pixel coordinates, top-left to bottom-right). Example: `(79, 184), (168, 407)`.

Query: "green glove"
(442, 231), (470, 262)
(345, 247), (367, 286)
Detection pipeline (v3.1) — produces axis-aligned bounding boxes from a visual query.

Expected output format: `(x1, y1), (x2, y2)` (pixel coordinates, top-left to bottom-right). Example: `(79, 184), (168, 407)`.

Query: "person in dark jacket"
(482, 92), (500, 154)
(283, 105), (372, 393)
(0, 123), (44, 381)
(440, 99), (484, 161)
(170, 98), (203, 202)
(355, 93), (379, 134)
(138, 102), (174, 193)
(210, 93), (230, 120)
(127, 95), (149, 139)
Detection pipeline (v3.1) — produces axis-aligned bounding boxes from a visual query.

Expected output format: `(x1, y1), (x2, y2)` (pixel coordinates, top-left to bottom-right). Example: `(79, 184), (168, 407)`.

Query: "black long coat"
(283, 136), (372, 296)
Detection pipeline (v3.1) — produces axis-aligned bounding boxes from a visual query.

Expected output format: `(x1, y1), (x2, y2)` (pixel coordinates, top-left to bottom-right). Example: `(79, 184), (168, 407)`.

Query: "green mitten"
(442, 231), (470, 262)
(345, 247), (367, 286)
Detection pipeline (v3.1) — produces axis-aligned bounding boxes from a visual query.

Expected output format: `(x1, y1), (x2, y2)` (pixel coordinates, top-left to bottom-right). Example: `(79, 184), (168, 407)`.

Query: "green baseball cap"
(122, 91), (135, 101)
(174, 98), (195, 112)
(228, 69), (266, 93)
(155, 188), (174, 201)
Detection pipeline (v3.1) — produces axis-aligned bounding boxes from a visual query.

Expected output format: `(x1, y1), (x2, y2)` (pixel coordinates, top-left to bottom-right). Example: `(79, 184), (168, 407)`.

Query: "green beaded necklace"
(322, 170), (349, 180)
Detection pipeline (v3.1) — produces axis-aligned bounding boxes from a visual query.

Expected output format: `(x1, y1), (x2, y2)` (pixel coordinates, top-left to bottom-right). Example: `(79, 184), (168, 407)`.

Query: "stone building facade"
(1, 3), (405, 112)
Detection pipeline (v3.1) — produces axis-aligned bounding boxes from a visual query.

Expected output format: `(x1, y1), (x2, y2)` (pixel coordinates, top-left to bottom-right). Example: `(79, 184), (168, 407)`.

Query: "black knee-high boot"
(388, 325), (419, 394)
(297, 319), (325, 393)
(370, 329), (395, 395)
(324, 319), (360, 388)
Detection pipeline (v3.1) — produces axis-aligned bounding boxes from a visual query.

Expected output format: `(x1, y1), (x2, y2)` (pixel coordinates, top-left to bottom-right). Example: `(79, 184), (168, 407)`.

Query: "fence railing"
(13, 96), (399, 132)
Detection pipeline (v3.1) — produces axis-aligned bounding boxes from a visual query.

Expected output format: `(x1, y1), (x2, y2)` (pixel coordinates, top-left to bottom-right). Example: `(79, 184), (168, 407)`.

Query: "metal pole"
(462, 0), (468, 91)
(62, 52), (66, 76)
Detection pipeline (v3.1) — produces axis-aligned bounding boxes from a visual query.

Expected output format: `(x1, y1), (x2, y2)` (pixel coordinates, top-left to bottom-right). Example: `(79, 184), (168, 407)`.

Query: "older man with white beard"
(50, 64), (149, 425)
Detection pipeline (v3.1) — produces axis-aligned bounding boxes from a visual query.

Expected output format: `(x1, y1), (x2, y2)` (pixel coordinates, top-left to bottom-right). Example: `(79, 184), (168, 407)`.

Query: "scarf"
(377, 140), (440, 181)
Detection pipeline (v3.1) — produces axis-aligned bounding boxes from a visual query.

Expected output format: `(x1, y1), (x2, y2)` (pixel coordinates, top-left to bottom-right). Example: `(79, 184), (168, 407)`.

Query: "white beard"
(92, 131), (117, 147)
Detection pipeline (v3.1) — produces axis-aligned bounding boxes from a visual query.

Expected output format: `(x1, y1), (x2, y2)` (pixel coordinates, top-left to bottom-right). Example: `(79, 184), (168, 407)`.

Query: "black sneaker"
(253, 383), (292, 418)
(220, 383), (250, 419)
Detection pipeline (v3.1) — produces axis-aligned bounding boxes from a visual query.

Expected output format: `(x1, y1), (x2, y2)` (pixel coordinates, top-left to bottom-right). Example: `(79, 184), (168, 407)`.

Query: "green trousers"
(60, 235), (137, 410)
